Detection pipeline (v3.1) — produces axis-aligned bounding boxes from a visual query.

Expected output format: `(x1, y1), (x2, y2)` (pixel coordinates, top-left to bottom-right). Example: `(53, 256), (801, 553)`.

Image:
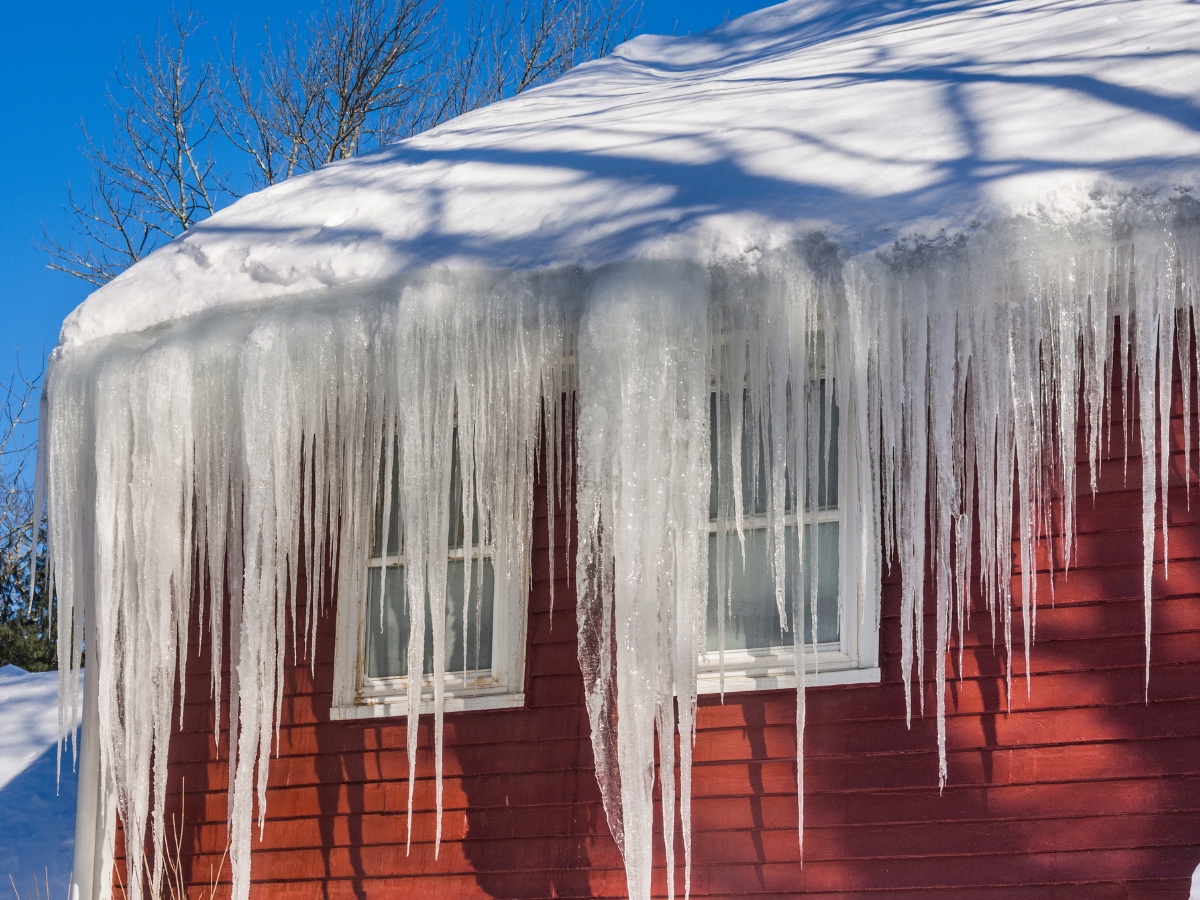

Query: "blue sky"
(0, 0), (773, 383)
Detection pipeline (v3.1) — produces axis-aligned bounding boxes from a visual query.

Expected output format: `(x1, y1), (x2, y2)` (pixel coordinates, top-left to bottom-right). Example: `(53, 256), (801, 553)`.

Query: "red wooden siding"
(122, 371), (1200, 898)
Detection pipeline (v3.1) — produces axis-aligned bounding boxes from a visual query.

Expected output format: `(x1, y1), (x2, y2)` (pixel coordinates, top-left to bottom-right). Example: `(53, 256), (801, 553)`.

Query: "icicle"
(576, 261), (711, 900)
(46, 280), (567, 900)
(59, 335), (199, 900)
(1133, 224), (1182, 697)
(43, 202), (1200, 900)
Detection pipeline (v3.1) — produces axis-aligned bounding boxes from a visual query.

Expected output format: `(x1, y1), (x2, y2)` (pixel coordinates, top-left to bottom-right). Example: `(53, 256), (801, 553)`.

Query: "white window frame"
(697, 387), (880, 695)
(330, 454), (529, 722)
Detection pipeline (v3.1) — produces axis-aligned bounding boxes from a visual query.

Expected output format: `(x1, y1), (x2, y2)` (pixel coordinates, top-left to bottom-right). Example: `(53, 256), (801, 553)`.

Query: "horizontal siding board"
(177, 805), (1200, 857)
(176, 844), (1199, 894)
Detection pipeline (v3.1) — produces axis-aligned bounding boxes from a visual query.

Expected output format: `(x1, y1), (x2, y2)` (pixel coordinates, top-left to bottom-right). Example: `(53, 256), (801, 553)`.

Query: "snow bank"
(0, 666), (80, 898)
(39, 2), (1200, 900)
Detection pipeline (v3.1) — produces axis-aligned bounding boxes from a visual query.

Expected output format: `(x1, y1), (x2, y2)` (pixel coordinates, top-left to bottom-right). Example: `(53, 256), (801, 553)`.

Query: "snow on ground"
(0, 665), (79, 900)
(60, 0), (1200, 348)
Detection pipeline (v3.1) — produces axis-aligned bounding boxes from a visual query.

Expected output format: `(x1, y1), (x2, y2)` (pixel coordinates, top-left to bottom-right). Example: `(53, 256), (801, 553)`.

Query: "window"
(330, 434), (528, 720)
(699, 383), (879, 693)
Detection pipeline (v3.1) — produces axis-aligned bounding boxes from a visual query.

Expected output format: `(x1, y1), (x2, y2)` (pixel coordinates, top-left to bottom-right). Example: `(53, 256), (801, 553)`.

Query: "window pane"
(446, 435), (483, 549)
(366, 559), (495, 678)
(709, 392), (770, 518)
(809, 380), (839, 511)
(709, 383), (839, 519)
(373, 433), (479, 558)
(706, 522), (839, 652)
(372, 439), (402, 558)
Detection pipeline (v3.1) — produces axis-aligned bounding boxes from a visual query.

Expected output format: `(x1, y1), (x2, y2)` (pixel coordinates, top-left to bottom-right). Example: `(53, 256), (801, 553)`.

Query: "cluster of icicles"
(40, 202), (1200, 900)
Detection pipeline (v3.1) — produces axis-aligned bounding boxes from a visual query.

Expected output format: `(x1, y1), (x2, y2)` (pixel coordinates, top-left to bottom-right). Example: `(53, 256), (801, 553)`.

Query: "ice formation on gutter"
(574, 252), (855, 898)
(41, 276), (573, 900)
(41, 197), (1200, 900)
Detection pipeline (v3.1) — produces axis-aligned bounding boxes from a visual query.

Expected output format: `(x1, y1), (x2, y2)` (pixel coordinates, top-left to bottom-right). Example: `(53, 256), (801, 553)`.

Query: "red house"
(46, 1), (1200, 898)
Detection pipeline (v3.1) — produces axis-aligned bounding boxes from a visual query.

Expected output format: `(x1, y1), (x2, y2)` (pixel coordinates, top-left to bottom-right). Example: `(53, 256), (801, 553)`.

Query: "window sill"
(330, 690), (526, 721)
(696, 645), (880, 695)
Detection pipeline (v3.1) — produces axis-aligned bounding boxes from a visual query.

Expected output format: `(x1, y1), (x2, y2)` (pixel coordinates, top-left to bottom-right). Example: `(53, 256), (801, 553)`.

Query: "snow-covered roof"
(60, 0), (1200, 348)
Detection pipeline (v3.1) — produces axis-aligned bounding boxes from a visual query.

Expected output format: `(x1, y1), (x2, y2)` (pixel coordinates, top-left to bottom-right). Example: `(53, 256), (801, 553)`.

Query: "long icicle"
(45, 208), (1197, 900)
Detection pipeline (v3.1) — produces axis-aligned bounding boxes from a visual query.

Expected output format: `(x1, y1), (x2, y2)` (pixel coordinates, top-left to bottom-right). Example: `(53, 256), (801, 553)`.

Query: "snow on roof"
(61, 0), (1200, 346)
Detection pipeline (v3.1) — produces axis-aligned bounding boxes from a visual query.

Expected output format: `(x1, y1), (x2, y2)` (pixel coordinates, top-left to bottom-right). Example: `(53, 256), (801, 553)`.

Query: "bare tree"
(216, 0), (442, 190)
(42, 0), (640, 287)
(0, 363), (52, 672)
(0, 367), (40, 557)
(438, 0), (640, 121)
(41, 12), (219, 287)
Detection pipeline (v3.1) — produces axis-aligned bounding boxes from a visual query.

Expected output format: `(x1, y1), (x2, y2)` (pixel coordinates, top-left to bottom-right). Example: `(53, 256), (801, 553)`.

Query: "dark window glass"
(366, 431), (494, 679)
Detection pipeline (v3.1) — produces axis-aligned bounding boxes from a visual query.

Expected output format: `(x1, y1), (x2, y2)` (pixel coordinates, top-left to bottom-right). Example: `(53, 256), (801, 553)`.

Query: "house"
(43, 1), (1200, 898)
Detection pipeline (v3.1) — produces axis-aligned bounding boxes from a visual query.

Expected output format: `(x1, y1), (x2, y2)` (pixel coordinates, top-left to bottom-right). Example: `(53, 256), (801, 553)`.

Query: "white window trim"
(331, 561), (528, 720)
(330, 496), (529, 721)
(697, 393), (880, 695)
(331, 369), (880, 716)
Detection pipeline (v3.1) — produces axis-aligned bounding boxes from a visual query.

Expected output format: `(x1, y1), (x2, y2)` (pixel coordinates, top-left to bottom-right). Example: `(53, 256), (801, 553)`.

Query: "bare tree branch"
(39, 11), (220, 286)
(216, 0), (441, 190)
(0, 361), (54, 672)
(0, 359), (43, 587)
(438, 0), (640, 122)
(42, 0), (641, 286)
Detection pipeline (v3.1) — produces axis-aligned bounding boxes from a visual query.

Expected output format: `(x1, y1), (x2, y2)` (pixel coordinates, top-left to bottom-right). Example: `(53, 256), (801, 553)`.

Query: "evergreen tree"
(0, 525), (53, 672)
(0, 369), (49, 670)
